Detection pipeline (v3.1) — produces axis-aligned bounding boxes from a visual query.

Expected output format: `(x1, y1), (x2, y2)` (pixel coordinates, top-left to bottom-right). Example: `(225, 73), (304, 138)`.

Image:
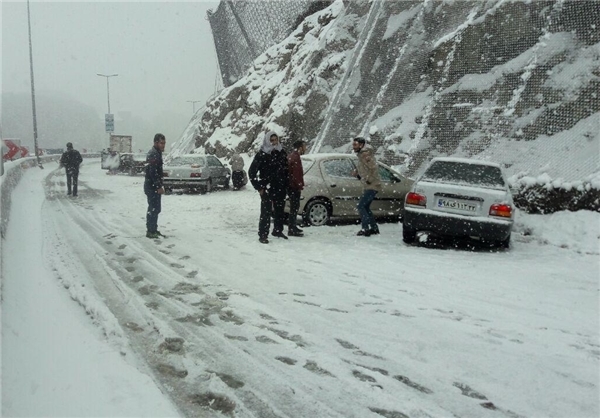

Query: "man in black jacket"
(59, 142), (83, 196)
(248, 131), (289, 244)
(144, 133), (166, 239)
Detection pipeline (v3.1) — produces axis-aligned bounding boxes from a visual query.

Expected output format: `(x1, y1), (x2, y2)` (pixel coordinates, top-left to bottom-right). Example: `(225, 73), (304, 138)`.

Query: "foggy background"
(1, 0), (220, 152)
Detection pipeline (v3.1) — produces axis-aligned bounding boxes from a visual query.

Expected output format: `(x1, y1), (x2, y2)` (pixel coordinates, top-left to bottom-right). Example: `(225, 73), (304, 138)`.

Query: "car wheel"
(223, 178), (230, 190)
(303, 199), (330, 226)
(164, 187), (172, 195)
(402, 225), (416, 243)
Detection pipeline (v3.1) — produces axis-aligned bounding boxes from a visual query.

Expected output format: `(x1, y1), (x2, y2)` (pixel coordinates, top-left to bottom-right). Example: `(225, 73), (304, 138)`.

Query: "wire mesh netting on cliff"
(312, 0), (599, 183)
(205, 0), (598, 184)
(207, 0), (322, 87)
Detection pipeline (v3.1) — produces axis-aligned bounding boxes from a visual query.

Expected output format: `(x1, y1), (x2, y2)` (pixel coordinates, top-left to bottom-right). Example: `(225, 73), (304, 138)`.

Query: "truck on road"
(101, 134), (133, 170)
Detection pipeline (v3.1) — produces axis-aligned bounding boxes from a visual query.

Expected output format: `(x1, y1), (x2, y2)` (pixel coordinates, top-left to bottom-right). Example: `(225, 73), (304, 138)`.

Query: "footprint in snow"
(189, 392), (235, 414)
(275, 356), (297, 365)
(394, 375), (433, 394)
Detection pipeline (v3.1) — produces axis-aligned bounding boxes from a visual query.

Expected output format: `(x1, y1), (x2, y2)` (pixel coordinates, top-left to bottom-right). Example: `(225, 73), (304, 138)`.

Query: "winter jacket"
(287, 150), (304, 191)
(248, 132), (289, 199)
(60, 149), (83, 173)
(230, 153), (244, 172)
(356, 146), (382, 192)
(144, 145), (164, 194)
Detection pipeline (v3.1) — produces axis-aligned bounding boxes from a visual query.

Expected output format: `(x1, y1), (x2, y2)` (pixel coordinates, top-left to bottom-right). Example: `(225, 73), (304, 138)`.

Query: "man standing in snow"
(144, 134), (166, 239)
(230, 152), (245, 190)
(351, 137), (382, 236)
(287, 140), (307, 237)
(59, 142), (83, 197)
(249, 131), (289, 244)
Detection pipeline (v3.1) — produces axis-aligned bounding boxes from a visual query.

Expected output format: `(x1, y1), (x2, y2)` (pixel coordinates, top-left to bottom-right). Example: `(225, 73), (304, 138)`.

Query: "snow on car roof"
(430, 157), (502, 168)
(302, 153), (356, 159)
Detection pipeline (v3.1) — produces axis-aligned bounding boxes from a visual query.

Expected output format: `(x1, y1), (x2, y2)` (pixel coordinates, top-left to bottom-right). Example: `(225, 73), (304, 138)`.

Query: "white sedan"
(402, 157), (515, 247)
(163, 154), (231, 194)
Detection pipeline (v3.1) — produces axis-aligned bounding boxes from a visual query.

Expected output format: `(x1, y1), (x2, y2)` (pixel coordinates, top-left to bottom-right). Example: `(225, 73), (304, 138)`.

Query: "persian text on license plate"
(437, 198), (477, 212)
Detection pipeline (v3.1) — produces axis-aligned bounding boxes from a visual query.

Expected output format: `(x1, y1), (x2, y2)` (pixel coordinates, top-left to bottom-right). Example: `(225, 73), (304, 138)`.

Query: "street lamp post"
(187, 100), (201, 113)
(97, 73), (118, 149)
(27, 0), (42, 168)
(97, 73), (118, 114)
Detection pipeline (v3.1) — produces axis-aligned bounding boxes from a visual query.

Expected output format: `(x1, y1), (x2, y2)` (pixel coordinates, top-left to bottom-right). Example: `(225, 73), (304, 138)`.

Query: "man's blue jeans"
(146, 192), (161, 233)
(357, 189), (378, 231)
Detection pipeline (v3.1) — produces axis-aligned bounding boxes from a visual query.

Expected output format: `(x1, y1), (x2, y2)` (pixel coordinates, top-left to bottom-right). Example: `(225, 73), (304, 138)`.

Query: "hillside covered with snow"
(172, 0), (599, 192)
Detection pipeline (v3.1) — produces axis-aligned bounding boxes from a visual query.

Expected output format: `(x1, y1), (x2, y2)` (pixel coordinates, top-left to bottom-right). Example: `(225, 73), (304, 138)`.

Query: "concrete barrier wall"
(0, 156), (60, 239)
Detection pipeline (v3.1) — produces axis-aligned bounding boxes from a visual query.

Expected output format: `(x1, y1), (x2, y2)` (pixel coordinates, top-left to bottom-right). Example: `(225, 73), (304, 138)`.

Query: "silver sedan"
(163, 154), (231, 194)
(285, 153), (413, 226)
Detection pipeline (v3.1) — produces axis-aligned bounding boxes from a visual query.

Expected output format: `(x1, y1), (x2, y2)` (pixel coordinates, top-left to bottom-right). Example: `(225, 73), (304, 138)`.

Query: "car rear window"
(170, 157), (206, 166)
(421, 161), (506, 189)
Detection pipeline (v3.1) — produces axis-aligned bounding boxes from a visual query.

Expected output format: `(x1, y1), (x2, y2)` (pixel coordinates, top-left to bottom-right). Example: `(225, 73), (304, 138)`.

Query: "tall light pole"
(187, 100), (201, 113)
(97, 73), (118, 113)
(27, 0), (42, 168)
(97, 73), (118, 148)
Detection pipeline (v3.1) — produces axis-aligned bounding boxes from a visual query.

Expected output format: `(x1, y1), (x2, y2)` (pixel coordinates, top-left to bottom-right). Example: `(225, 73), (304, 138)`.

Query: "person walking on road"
(59, 142), (83, 197)
(144, 133), (166, 239)
(287, 140), (307, 237)
(351, 137), (382, 237)
(248, 131), (289, 244)
(230, 152), (246, 190)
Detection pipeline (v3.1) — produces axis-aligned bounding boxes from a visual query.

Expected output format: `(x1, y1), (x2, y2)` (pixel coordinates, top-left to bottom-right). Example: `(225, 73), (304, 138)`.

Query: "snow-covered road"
(3, 160), (599, 417)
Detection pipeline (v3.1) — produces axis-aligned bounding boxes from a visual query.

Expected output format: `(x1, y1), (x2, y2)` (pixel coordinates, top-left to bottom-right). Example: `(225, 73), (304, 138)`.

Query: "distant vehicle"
(118, 153), (146, 176)
(284, 153), (413, 226)
(402, 157), (514, 248)
(163, 154), (231, 194)
(101, 134), (133, 169)
(109, 135), (132, 153)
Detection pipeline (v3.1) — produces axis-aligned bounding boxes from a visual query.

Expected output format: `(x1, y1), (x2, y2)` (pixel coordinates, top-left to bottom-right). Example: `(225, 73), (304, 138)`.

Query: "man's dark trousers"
(258, 194), (273, 240)
(288, 189), (301, 230)
(66, 169), (79, 196)
(232, 171), (244, 189)
(357, 189), (378, 231)
(258, 194), (285, 238)
(146, 191), (161, 233)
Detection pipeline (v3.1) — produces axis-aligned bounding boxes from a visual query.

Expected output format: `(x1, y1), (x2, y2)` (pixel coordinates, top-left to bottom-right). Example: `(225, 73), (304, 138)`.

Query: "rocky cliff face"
(174, 0), (599, 186)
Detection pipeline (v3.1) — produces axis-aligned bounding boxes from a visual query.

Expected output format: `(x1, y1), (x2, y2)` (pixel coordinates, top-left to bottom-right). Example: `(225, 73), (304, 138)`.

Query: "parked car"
(285, 153), (413, 226)
(163, 154), (230, 194)
(118, 153), (146, 176)
(402, 157), (514, 247)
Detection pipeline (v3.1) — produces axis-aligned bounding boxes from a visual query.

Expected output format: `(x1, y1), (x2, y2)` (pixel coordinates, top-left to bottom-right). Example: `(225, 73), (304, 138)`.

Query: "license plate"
(437, 198), (477, 212)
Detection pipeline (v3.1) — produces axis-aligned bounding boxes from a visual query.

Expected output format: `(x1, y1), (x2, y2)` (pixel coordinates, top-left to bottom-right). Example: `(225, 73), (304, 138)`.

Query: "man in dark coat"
(144, 133), (166, 239)
(59, 142), (83, 196)
(287, 140), (307, 237)
(248, 131), (289, 244)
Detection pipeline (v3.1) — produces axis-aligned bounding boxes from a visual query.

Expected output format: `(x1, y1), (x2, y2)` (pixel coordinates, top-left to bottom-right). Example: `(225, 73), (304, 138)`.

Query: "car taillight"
(489, 203), (512, 218)
(190, 172), (202, 178)
(406, 192), (427, 207)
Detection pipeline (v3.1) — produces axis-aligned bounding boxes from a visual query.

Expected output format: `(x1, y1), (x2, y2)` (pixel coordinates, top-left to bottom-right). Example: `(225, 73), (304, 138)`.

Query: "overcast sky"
(2, 0), (220, 145)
